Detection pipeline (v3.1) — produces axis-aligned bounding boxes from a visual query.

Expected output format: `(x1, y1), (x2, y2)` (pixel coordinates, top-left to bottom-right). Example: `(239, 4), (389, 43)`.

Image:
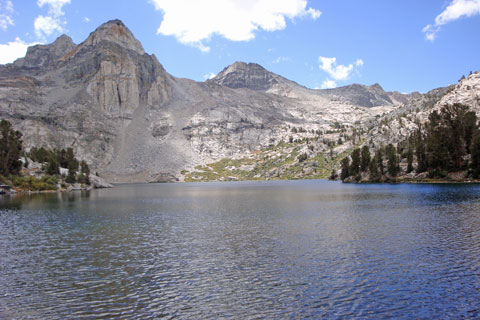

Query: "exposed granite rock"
(439, 72), (480, 112)
(13, 34), (76, 68)
(81, 19), (145, 55)
(89, 175), (113, 188)
(209, 62), (281, 91)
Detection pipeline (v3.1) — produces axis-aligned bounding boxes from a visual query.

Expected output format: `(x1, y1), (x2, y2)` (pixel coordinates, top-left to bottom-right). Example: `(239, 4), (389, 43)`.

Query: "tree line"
(337, 103), (480, 182)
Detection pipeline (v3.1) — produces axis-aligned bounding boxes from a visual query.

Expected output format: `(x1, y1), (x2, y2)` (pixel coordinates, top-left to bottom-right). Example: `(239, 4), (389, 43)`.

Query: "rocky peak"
(369, 83), (384, 92)
(209, 61), (280, 91)
(13, 34), (76, 68)
(82, 19), (145, 54)
(321, 82), (394, 107)
(438, 71), (480, 113)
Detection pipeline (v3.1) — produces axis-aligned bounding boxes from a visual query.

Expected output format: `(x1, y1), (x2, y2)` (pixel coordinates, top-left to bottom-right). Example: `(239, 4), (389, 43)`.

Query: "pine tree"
(46, 155), (60, 175)
(386, 144), (399, 177)
(415, 128), (427, 173)
(369, 155), (381, 182)
(340, 157), (350, 181)
(0, 119), (23, 176)
(360, 145), (371, 172)
(350, 148), (361, 176)
(471, 133), (480, 179)
(407, 143), (414, 173)
(29, 146), (49, 163)
(375, 148), (384, 175)
(65, 162), (77, 184)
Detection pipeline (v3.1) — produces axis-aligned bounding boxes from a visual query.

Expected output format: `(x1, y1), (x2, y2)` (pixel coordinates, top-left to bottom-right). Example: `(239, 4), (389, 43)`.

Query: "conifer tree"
(407, 144), (414, 173)
(46, 155), (60, 175)
(360, 145), (371, 172)
(350, 148), (361, 176)
(369, 155), (381, 182)
(386, 144), (399, 177)
(0, 119), (23, 176)
(415, 128), (427, 173)
(340, 157), (350, 181)
(471, 133), (480, 179)
(375, 148), (384, 175)
(65, 161), (77, 183)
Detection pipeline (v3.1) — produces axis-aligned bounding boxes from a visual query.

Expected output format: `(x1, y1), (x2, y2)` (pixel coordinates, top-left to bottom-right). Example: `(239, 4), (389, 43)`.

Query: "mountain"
(209, 61), (414, 108)
(0, 19), (474, 183)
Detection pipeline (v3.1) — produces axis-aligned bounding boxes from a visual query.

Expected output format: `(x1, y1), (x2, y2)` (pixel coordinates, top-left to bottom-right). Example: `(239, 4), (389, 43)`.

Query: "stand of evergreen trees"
(29, 146), (91, 184)
(0, 119), (91, 186)
(339, 103), (480, 182)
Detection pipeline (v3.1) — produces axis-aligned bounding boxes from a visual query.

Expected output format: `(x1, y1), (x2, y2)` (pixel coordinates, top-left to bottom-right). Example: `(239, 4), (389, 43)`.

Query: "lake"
(1, 180), (480, 319)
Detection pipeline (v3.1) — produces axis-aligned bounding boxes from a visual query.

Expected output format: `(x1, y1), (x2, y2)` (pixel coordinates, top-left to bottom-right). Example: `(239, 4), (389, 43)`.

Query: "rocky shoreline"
(0, 174), (113, 196)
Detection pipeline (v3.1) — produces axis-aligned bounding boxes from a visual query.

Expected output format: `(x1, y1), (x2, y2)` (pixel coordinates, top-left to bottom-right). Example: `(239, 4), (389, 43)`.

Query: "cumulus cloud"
(320, 79), (336, 89)
(203, 72), (216, 80)
(37, 0), (70, 16)
(83, 17), (90, 23)
(318, 56), (363, 89)
(34, 15), (64, 37)
(34, 0), (70, 39)
(0, 0), (14, 31)
(150, 0), (321, 51)
(0, 37), (39, 64)
(423, 0), (480, 41)
(318, 56), (362, 81)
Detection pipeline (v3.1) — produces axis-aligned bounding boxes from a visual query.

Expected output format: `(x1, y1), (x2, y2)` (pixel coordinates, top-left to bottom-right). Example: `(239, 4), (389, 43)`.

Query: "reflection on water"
(1, 181), (480, 319)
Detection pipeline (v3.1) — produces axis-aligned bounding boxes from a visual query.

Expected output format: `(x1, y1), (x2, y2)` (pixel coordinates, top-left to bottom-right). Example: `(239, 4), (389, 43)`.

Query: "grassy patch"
(11, 175), (58, 191)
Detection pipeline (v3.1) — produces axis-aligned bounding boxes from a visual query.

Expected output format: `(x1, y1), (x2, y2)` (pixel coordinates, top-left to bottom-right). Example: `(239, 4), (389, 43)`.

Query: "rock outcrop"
(13, 34), (76, 68)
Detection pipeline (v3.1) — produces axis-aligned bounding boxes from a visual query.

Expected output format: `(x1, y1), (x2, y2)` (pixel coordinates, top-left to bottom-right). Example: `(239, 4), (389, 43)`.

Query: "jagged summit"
(13, 34), (76, 68)
(209, 61), (283, 91)
(82, 19), (145, 54)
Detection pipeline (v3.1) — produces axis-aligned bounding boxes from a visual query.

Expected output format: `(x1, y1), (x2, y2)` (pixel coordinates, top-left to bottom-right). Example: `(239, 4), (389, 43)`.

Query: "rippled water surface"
(1, 180), (480, 319)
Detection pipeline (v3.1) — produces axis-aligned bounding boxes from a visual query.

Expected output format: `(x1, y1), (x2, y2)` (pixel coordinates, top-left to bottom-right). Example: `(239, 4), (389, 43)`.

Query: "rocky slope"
(0, 20), (475, 183)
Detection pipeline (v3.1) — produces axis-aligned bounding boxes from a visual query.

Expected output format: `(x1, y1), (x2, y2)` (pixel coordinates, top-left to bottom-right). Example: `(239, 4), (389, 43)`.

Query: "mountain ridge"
(0, 19), (476, 183)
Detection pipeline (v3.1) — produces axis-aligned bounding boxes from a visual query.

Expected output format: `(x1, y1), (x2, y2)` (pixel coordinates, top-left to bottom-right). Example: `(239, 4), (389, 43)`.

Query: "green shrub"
(12, 175), (58, 191)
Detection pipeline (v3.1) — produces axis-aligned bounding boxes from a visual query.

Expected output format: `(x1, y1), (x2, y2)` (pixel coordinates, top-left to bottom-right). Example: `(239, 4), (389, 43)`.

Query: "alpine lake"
(1, 180), (480, 319)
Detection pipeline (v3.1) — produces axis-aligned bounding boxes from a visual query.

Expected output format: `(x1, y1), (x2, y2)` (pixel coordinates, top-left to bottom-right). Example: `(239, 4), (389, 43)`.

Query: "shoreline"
(3, 177), (480, 195)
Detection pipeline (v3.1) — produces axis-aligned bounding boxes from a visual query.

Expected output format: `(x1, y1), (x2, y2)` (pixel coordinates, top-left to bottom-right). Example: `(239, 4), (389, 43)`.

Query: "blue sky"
(1, 0), (479, 93)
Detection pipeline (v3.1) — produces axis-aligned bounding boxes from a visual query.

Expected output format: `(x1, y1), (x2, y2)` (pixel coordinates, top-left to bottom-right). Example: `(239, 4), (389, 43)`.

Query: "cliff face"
(0, 20), (473, 183)
(0, 20), (174, 182)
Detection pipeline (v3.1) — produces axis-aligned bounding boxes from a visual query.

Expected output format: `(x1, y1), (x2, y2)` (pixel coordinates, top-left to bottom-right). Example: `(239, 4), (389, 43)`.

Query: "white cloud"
(272, 56), (290, 64)
(83, 17), (90, 23)
(318, 56), (363, 89)
(423, 0), (480, 41)
(318, 56), (363, 81)
(34, 0), (70, 39)
(34, 15), (64, 38)
(0, 0), (14, 31)
(203, 72), (216, 80)
(0, 13), (13, 30)
(0, 37), (39, 64)
(306, 7), (321, 19)
(150, 0), (321, 51)
(320, 79), (336, 89)
(37, 0), (71, 17)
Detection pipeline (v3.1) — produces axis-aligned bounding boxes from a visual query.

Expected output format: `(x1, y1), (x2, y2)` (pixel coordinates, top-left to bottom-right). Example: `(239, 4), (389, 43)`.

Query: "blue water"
(1, 180), (480, 319)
